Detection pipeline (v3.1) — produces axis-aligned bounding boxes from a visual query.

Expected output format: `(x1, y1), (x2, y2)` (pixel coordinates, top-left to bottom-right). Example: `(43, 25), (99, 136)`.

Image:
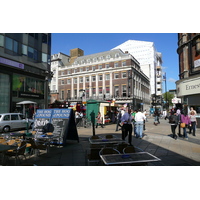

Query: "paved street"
(1, 117), (200, 166)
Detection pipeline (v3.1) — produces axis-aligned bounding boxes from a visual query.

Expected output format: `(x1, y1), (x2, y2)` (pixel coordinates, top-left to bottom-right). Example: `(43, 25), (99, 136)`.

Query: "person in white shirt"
(135, 109), (146, 139)
(121, 107), (133, 145)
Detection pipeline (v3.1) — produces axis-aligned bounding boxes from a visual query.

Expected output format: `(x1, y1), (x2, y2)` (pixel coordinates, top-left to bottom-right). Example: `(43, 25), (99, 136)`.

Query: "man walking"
(135, 109), (146, 139)
(121, 108), (133, 145)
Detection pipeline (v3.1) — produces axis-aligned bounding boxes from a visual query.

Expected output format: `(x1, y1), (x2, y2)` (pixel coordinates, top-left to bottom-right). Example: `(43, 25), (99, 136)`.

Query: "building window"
(98, 65), (102, 70)
(86, 76), (89, 82)
(74, 78), (77, 84)
(67, 79), (71, 84)
(0, 35), (4, 47)
(106, 87), (110, 97)
(92, 76), (96, 82)
(42, 33), (47, 44)
(99, 56), (103, 60)
(122, 85), (127, 97)
(114, 62), (119, 67)
(93, 57), (97, 62)
(42, 53), (47, 62)
(99, 87), (103, 95)
(61, 80), (64, 85)
(80, 68), (83, 72)
(13, 40), (18, 53)
(114, 86), (119, 97)
(80, 77), (83, 83)
(74, 89), (77, 98)
(22, 45), (27, 56)
(92, 66), (96, 71)
(106, 55), (110, 59)
(99, 75), (103, 81)
(5, 37), (13, 51)
(105, 74), (110, 80)
(92, 88), (96, 97)
(122, 61), (126, 66)
(106, 64), (109, 68)
(114, 73), (119, 79)
(115, 53), (119, 58)
(86, 67), (89, 71)
(61, 90), (64, 100)
(122, 72), (127, 78)
(68, 70), (71, 75)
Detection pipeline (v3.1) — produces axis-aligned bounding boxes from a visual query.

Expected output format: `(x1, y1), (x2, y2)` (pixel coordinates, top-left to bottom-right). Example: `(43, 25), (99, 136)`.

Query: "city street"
(2, 116), (199, 166)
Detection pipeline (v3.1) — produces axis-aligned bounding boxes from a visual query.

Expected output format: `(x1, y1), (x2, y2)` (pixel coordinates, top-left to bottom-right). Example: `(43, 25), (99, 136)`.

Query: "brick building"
(54, 48), (150, 110)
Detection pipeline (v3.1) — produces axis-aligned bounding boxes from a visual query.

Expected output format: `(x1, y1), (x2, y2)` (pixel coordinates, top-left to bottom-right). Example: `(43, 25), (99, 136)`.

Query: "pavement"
(1, 117), (200, 166)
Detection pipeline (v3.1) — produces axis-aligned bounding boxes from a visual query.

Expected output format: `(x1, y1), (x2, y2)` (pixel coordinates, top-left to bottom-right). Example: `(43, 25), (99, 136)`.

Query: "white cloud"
(168, 78), (177, 83)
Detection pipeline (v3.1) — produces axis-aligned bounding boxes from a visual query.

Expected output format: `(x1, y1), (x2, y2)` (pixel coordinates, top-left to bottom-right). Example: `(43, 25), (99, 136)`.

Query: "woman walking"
(189, 111), (197, 136)
(180, 111), (191, 140)
(168, 111), (179, 140)
(96, 112), (104, 128)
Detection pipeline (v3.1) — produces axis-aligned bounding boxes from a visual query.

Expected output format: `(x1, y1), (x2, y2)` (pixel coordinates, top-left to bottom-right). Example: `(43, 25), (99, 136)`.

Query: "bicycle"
(83, 117), (92, 128)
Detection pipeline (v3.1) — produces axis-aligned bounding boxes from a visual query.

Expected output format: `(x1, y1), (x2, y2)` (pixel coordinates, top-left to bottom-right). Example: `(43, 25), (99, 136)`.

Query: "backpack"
(169, 115), (176, 124)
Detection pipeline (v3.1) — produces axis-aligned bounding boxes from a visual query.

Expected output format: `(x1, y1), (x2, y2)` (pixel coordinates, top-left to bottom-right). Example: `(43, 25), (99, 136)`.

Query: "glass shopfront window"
(0, 73), (10, 113)
(12, 73), (44, 95)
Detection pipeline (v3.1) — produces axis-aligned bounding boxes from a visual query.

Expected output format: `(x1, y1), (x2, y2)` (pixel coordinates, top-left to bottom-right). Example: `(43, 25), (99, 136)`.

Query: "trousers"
(122, 124), (132, 144)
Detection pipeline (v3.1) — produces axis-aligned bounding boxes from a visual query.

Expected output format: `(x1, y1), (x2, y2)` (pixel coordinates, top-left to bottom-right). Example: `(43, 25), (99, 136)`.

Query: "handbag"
(180, 123), (185, 128)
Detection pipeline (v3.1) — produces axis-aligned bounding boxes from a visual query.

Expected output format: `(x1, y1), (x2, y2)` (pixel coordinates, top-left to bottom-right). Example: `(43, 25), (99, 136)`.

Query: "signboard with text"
(33, 108), (79, 145)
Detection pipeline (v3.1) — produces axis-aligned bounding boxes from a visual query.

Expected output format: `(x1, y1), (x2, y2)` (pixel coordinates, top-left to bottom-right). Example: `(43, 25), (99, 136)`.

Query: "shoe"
(193, 134), (196, 136)
(174, 135), (177, 140)
(139, 137), (142, 139)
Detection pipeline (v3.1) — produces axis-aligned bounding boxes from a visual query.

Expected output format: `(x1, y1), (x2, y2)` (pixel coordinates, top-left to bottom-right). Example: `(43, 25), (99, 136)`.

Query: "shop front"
(176, 76), (200, 127)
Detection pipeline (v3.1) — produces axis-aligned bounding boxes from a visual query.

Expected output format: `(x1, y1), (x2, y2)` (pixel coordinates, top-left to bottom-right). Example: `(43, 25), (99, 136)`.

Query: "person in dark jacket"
(168, 111), (179, 140)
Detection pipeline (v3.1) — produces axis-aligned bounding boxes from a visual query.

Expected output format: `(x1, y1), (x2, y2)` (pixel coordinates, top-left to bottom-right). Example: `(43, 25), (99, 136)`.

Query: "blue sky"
(52, 33), (179, 91)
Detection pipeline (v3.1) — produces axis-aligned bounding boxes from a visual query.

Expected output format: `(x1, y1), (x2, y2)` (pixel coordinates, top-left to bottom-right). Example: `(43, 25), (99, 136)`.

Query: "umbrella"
(17, 101), (37, 117)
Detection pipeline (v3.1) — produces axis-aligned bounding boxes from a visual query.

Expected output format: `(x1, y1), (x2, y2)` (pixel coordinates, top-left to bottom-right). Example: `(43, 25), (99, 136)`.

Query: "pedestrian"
(135, 109), (146, 139)
(131, 110), (137, 137)
(189, 107), (197, 115)
(121, 107), (133, 145)
(189, 111), (197, 136)
(75, 110), (81, 125)
(154, 109), (160, 125)
(168, 111), (179, 140)
(180, 111), (191, 140)
(115, 111), (122, 131)
(96, 112), (104, 128)
(176, 109), (182, 137)
(143, 109), (148, 122)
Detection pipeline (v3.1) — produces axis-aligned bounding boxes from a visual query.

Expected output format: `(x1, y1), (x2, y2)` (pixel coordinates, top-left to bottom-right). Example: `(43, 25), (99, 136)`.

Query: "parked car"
(0, 113), (34, 133)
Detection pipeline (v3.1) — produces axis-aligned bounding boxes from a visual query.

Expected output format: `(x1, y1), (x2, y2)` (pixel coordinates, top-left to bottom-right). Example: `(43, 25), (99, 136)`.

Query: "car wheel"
(3, 126), (10, 133)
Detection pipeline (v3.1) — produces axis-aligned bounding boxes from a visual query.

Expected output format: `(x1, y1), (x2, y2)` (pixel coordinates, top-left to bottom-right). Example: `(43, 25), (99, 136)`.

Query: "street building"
(51, 48), (150, 111)
(112, 40), (163, 106)
(0, 33), (52, 113)
(176, 33), (200, 124)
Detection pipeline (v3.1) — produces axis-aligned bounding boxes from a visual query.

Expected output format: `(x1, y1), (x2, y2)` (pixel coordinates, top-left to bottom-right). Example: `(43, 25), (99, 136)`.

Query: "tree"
(163, 92), (174, 107)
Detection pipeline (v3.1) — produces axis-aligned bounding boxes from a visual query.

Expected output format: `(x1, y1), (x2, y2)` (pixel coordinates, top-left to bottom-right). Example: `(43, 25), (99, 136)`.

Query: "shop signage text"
(0, 56), (24, 69)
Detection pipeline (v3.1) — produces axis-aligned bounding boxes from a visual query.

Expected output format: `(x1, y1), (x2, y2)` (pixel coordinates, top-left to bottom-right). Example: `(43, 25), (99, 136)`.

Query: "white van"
(0, 113), (34, 133)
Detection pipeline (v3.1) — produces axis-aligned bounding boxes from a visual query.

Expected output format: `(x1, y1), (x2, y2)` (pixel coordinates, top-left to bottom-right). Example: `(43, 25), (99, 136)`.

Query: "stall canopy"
(16, 101), (37, 116)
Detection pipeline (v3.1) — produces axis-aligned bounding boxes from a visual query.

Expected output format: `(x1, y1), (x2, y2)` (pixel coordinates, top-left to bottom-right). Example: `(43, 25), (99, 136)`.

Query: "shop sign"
(194, 59), (200, 68)
(177, 77), (200, 96)
(0, 56), (24, 69)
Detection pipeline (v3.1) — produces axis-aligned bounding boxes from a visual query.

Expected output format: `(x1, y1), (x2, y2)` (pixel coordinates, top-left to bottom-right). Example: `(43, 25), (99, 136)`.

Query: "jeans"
(132, 122), (137, 136)
(135, 121), (144, 138)
(183, 127), (188, 138)
(189, 122), (196, 135)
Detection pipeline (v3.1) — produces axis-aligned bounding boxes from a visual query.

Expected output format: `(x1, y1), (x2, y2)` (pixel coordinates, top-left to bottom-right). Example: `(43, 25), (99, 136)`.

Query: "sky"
(52, 33), (179, 91)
